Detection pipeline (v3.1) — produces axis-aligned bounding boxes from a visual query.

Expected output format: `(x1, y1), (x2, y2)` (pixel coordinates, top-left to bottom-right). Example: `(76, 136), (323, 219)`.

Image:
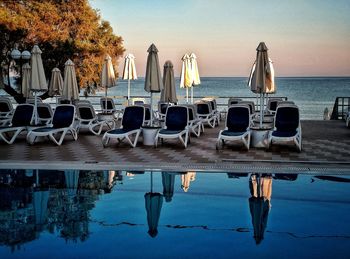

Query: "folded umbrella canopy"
(48, 67), (63, 104)
(30, 45), (47, 124)
(122, 53), (137, 105)
(62, 59), (79, 102)
(144, 44), (163, 125)
(160, 61), (177, 103)
(189, 53), (200, 104)
(101, 54), (116, 111)
(248, 42), (276, 128)
(180, 53), (192, 103)
(21, 63), (32, 98)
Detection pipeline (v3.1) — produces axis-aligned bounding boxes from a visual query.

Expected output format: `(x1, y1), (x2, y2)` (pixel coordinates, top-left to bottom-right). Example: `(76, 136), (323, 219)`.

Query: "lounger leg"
(0, 128), (23, 144)
(102, 134), (110, 147)
(154, 135), (158, 148)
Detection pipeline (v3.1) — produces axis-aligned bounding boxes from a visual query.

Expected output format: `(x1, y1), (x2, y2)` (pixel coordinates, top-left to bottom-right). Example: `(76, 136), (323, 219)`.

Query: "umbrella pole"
(186, 88), (189, 104)
(191, 85), (194, 104)
(105, 87), (107, 113)
(127, 79), (130, 104)
(150, 92), (153, 126)
(34, 91), (38, 125)
(260, 93), (263, 128)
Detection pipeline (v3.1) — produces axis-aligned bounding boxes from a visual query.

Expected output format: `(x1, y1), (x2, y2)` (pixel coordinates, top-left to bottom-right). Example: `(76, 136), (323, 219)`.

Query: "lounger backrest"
(188, 106), (194, 121)
(77, 104), (95, 120)
(240, 101), (255, 114)
(52, 105), (75, 128)
(165, 106), (188, 131)
(11, 104), (34, 127)
(226, 106), (250, 132)
(267, 98), (283, 111)
(37, 103), (53, 119)
(59, 99), (71, 104)
(159, 103), (169, 115)
(196, 102), (211, 115)
(228, 98), (242, 106)
(100, 98), (115, 111)
(0, 98), (13, 113)
(122, 106), (145, 131)
(275, 106), (299, 132)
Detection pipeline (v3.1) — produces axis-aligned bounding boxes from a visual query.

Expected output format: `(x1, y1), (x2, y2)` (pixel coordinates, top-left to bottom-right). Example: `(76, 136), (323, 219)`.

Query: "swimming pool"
(0, 170), (349, 258)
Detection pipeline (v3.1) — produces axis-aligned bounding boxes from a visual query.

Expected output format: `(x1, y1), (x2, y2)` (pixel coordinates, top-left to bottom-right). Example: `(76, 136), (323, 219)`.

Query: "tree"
(0, 0), (125, 102)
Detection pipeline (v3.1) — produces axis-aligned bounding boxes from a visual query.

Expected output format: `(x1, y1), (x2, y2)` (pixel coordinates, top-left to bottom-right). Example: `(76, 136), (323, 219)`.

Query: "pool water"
(0, 170), (350, 258)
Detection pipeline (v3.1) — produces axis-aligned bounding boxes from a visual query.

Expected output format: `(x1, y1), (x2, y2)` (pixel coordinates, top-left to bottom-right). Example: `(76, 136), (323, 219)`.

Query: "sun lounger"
(0, 104), (34, 144)
(0, 97), (14, 126)
(195, 101), (216, 128)
(216, 105), (251, 150)
(155, 106), (189, 148)
(267, 104), (302, 152)
(184, 104), (203, 137)
(202, 98), (220, 126)
(37, 103), (53, 125)
(26, 104), (77, 145)
(266, 98), (283, 115)
(102, 105), (145, 148)
(76, 102), (115, 135)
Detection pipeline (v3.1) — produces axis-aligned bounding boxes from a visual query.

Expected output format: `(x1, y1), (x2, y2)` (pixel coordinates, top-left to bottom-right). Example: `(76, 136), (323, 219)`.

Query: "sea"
(3, 77), (350, 120)
(101, 77), (350, 120)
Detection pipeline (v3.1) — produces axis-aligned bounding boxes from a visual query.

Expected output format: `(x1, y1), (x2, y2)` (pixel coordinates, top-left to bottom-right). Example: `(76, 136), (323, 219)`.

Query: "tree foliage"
(0, 0), (125, 101)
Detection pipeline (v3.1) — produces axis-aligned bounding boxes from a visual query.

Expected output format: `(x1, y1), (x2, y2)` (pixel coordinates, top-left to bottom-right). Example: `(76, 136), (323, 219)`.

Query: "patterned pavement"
(1, 120), (350, 173)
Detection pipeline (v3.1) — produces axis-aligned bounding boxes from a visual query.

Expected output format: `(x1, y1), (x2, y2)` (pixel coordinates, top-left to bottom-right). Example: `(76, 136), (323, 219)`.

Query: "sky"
(90, 0), (350, 77)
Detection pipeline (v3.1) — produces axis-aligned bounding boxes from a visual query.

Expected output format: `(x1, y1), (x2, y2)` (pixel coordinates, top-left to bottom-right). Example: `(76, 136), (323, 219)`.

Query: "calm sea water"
(102, 77), (350, 120)
(3, 77), (350, 120)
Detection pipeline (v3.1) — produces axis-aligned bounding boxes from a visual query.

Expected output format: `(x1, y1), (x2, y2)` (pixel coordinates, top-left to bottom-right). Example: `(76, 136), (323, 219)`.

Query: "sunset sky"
(90, 0), (350, 77)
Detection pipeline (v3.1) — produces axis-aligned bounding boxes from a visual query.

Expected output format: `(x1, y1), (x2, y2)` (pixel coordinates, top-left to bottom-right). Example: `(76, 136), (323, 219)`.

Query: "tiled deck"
(1, 120), (350, 173)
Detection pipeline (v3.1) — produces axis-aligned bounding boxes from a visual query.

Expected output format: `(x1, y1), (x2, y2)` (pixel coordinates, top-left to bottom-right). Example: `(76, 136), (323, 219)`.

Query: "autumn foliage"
(0, 0), (125, 99)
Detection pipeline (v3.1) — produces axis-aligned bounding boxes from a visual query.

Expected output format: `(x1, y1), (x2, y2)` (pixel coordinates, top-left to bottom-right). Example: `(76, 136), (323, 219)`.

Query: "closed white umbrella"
(48, 67), (63, 104)
(144, 43), (163, 125)
(248, 42), (275, 128)
(101, 54), (116, 111)
(62, 59), (79, 101)
(180, 53), (192, 103)
(30, 45), (47, 124)
(21, 63), (32, 98)
(101, 54), (116, 97)
(122, 53), (137, 105)
(189, 53), (200, 104)
(161, 61), (177, 103)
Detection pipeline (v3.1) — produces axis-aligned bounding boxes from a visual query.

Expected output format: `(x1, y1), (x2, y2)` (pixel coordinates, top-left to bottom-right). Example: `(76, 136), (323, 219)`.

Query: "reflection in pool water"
(0, 170), (350, 257)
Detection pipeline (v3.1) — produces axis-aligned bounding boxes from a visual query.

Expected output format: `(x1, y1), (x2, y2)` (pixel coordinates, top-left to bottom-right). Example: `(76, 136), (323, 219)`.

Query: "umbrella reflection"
(181, 172), (196, 192)
(103, 170), (117, 193)
(145, 172), (163, 237)
(64, 170), (80, 197)
(33, 189), (49, 227)
(249, 173), (272, 245)
(161, 172), (175, 202)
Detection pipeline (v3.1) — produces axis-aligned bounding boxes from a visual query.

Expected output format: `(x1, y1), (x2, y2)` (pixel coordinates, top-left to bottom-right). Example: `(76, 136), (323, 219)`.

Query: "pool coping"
(2, 159), (350, 174)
